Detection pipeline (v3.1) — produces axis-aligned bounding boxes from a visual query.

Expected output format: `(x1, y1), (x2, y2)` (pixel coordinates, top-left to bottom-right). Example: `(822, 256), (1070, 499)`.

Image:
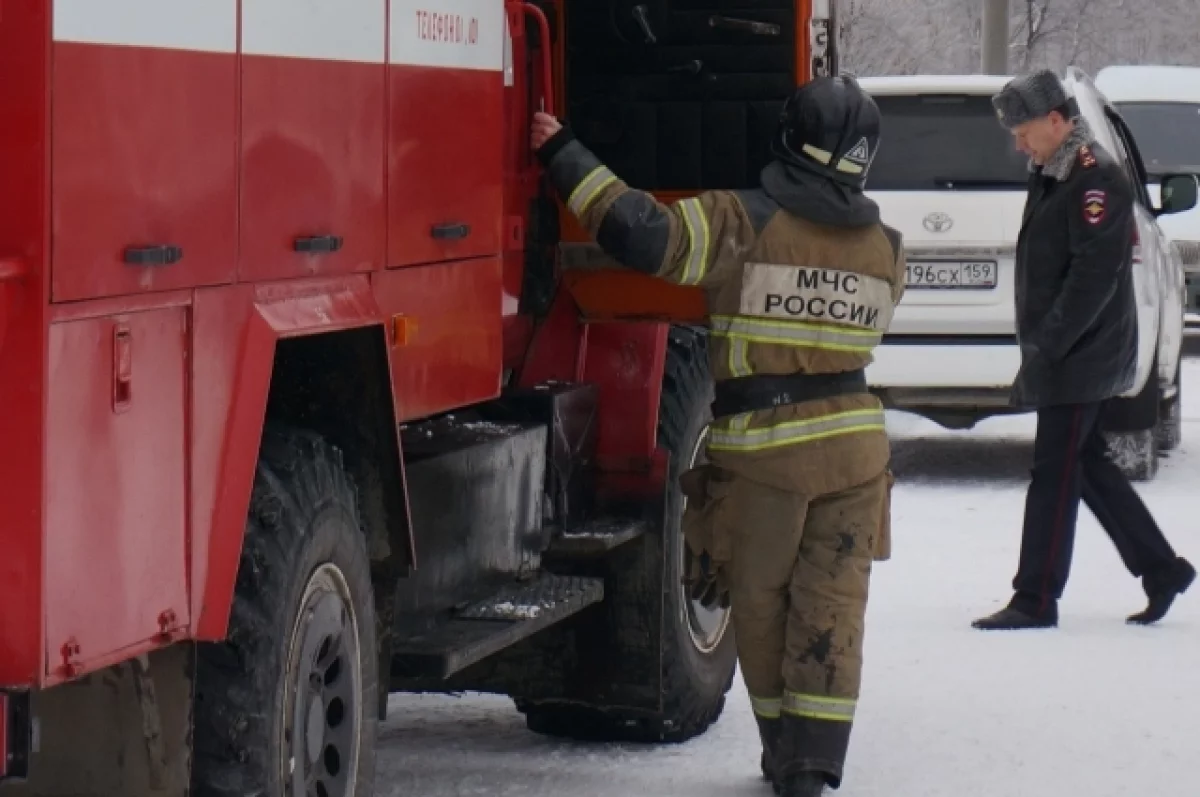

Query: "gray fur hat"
(992, 69), (1077, 128)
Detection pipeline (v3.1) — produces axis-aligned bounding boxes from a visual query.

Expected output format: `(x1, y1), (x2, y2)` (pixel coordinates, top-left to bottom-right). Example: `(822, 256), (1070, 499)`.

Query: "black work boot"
(972, 605), (1057, 631)
(755, 715), (782, 793)
(778, 771), (827, 797)
(1128, 557), (1196, 625)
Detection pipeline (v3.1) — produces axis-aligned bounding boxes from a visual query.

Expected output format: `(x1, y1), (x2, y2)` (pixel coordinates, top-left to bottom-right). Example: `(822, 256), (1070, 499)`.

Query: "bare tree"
(839, 0), (1200, 78)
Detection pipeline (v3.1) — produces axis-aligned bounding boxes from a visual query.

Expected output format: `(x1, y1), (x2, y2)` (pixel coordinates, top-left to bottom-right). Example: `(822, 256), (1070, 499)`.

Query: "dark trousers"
(1010, 402), (1177, 618)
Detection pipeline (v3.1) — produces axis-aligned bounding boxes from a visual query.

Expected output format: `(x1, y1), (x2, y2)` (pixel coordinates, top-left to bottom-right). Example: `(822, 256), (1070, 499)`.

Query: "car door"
(1104, 113), (1164, 397)
(1107, 103), (1185, 386)
(1070, 74), (1159, 396)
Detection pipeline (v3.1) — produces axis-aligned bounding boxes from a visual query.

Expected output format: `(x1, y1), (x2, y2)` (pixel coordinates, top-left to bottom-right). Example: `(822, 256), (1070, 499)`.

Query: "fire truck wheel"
(523, 325), (737, 743)
(192, 426), (379, 797)
(654, 325), (738, 740)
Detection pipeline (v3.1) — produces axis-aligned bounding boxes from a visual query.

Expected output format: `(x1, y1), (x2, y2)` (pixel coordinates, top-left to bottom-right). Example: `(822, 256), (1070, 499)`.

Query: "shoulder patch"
(732, 189), (781, 236)
(1078, 145), (1097, 169)
(1083, 188), (1107, 225)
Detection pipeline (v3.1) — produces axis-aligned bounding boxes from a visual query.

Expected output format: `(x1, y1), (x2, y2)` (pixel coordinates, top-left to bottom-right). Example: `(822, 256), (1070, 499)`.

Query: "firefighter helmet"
(771, 75), (881, 190)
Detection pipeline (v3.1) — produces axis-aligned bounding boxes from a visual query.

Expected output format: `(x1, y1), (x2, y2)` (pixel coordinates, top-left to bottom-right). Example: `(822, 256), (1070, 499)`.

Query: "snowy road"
(377, 352), (1200, 797)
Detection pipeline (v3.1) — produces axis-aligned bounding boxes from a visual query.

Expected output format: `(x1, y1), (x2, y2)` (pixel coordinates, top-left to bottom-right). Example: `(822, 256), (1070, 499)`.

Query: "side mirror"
(1156, 173), (1200, 217)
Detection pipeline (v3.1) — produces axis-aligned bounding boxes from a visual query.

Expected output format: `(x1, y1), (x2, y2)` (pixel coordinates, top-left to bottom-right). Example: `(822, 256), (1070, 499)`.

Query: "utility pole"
(981, 0), (1010, 74)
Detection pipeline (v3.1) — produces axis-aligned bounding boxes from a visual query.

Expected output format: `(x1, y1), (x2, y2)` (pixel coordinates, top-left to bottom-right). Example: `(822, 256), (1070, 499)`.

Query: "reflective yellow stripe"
(802, 143), (832, 164)
(750, 695), (783, 719)
(711, 314), (879, 354)
(677, 198), (711, 285)
(709, 409), (885, 452)
(727, 337), (753, 377)
(568, 166), (618, 216)
(782, 692), (856, 722)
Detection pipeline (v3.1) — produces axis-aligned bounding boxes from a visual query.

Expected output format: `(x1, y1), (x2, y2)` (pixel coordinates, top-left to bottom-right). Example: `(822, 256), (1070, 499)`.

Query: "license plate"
(905, 261), (997, 289)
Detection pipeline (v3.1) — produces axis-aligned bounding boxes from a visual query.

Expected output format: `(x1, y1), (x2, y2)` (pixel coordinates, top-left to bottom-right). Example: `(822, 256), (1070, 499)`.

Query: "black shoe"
(778, 771), (826, 797)
(971, 606), (1057, 630)
(1128, 557), (1196, 625)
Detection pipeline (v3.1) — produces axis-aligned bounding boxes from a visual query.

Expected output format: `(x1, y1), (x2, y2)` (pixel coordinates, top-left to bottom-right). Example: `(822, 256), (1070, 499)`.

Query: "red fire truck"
(0, 1), (835, 793)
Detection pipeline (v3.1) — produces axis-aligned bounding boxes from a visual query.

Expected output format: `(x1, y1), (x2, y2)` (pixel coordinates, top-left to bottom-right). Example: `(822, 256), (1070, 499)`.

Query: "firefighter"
(531, 77), (905, 796)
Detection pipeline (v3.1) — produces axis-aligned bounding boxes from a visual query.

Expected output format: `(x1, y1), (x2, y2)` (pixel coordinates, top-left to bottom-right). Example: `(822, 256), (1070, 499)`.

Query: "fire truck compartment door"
(238, 0), (387, 282)
(44, 307), (191, 679)
(49, 1), (239, 302)
(387, 0), (506, 268)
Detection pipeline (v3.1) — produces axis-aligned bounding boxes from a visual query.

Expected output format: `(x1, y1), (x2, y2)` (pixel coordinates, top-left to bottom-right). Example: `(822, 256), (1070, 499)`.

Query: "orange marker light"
(391, 314), (418, 347)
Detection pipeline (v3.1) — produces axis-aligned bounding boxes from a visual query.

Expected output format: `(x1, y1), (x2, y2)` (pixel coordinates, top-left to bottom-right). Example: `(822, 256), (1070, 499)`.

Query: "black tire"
(192, 427), (378, 797)
(522, 325), (737, 743)
(1156, 358), (1182, 453)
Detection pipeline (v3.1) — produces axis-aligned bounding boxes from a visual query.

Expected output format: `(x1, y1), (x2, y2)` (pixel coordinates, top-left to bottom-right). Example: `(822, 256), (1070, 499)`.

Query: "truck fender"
(194, 276), (412, 641)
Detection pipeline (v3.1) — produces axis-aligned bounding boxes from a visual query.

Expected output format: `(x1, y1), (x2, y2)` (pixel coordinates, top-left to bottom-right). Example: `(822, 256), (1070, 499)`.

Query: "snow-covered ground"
(377, 354), (1200, 797)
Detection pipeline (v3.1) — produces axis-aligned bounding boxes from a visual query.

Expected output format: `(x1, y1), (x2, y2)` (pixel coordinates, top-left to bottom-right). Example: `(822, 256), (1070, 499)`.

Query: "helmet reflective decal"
(844, 137), (871, 166)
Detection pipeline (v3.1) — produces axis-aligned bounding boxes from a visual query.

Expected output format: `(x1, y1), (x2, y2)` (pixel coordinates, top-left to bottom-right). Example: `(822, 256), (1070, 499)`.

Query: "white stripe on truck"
(389, 0), (505, 71)
(53, 0), (238, 54)
(243, 0), (387, 64)
(54, 0), (507, 71)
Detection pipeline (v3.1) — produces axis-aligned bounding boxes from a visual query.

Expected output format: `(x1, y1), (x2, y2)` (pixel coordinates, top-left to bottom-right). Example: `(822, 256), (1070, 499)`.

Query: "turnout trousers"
(1009, 401), (1178, 619)
(720, 469), (890, 788)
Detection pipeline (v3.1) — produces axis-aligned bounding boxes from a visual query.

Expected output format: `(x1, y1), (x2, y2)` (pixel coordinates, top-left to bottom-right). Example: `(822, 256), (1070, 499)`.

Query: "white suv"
(860, 69), (1199, 480)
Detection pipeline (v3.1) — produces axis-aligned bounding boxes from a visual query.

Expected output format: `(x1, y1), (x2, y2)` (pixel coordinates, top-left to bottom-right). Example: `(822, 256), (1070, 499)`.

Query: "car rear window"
(867, 94), (1030, 191)
(1113, 102), (1200, 177)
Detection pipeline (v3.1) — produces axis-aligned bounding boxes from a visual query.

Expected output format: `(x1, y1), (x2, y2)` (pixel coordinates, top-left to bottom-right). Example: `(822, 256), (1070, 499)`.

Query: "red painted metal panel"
(579, 321), (669, 471)
(239, 54), (387, 282)
(374, 259), (504, 421)
(0, 0), (49, 689)
(253, 276), (385, 337)
(43, 307), (191, 682)
(516, 288), (584, 387)
(190, 285), (259, 641)
(387, 63), (505, 266)
(500, 1), (535, 368)
(516, 290), (669, 470)
(191, 278), (392, 640)
(49, 289), (193, 324)
(50, 42), (238, 302)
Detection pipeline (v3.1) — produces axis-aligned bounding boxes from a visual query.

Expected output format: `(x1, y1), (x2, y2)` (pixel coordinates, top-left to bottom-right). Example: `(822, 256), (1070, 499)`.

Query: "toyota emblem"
(923, 212), (954, 233)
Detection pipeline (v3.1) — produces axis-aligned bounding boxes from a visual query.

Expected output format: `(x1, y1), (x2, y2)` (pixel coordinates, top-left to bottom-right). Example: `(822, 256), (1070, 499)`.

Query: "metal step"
(545, 517), (649, 558)
(390, 575), (604, 679)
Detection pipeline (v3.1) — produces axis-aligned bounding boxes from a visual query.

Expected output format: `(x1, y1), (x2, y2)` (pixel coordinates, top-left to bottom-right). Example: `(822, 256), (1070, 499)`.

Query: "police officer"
(532, 76), (905, 796)
(973, 69), (1195, 631)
